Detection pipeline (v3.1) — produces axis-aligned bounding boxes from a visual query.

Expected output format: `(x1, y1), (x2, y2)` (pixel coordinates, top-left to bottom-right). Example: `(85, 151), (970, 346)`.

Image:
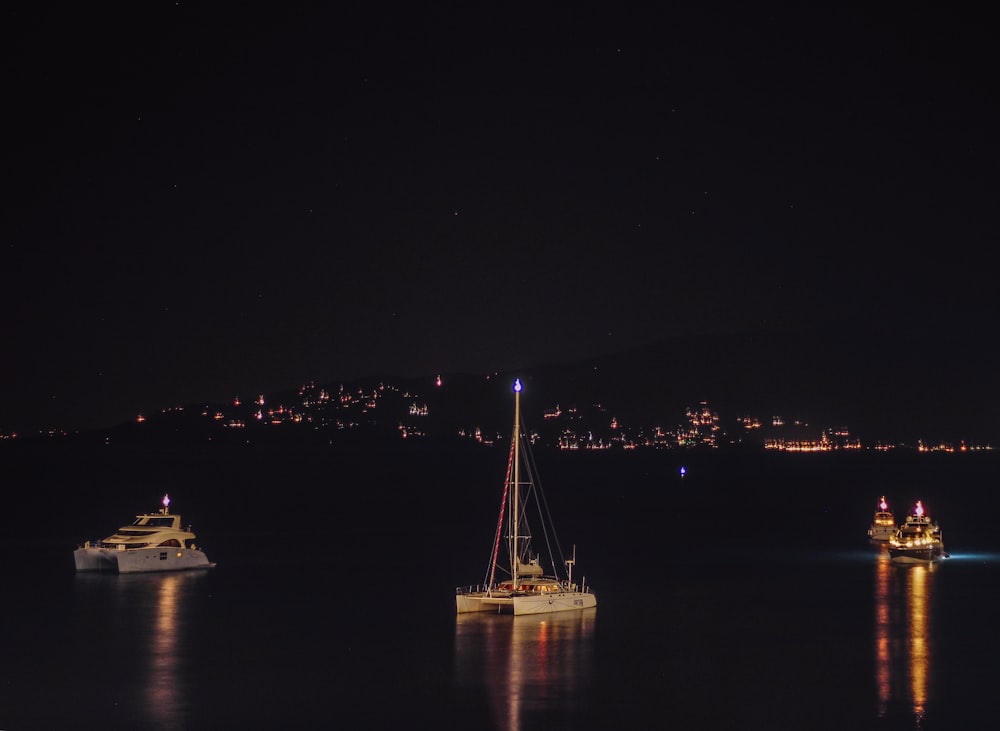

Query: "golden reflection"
(908, 565), (931, 720)
(148, 573), (182, 711)
(455, 609), (596, 731)
(873, 552), (936, 723)
(73, 570), (205, 728)
(874, 550), (890, 716)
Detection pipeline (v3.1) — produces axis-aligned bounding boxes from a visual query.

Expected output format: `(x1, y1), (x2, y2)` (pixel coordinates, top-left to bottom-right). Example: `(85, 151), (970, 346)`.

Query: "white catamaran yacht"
(456, 379), (597, 615)
(74, 494), (214, 573)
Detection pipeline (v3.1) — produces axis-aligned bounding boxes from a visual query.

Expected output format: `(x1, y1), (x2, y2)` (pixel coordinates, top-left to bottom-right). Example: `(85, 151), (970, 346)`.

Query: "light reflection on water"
(938, 552), (1000, 562)
(148, 573), (182, 717)
(873, 550), (937, 725)
(74, 571), (208, 729)
(454, 609), (596, 731)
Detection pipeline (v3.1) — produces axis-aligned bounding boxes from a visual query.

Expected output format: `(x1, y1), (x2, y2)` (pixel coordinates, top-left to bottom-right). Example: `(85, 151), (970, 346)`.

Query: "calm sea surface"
(3, 442), (1000, 730)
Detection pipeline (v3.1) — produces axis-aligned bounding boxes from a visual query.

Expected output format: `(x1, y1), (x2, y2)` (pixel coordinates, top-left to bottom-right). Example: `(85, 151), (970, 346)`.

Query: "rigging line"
(485, 435), (515, 589)
(514, 429), (540, 566)
(521, 414), (566, 579)
(528, 478), (560, 578)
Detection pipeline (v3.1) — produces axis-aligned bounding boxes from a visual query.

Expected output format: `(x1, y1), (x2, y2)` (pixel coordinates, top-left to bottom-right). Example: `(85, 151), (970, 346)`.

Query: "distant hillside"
(525, 325), (1000, 444)
(7, 326), (996, 449)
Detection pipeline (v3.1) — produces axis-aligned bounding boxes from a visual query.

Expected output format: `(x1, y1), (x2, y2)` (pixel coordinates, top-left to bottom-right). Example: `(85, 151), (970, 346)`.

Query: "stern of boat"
(456, 585), (504, 613)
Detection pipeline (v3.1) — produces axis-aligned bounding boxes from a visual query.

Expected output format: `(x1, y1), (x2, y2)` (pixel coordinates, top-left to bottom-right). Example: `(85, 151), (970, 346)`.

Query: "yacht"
(867, 496), (896, 542)
(74, 494), (214, 573)
(456, 379), (597, 615)
(887, 500), (946, 564)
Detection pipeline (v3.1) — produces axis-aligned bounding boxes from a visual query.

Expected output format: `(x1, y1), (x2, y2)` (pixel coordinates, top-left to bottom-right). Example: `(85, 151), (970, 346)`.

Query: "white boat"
(74, 494), (215, 573)
(456, 379), (597, 615)
(867, 496), (896, 542)
(888, 500), (947, 564)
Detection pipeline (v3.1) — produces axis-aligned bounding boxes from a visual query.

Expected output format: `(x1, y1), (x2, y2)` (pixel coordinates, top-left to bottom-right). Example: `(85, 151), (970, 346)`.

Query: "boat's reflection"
(148, 573), (183, 712)
(75, 571), (207, 725)
(455, 609), (596, 731)
(873, 549), (937, 723)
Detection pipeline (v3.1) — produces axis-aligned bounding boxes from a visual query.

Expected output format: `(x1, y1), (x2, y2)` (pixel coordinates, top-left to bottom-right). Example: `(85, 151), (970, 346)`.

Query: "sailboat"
(455, 379), (597, 615)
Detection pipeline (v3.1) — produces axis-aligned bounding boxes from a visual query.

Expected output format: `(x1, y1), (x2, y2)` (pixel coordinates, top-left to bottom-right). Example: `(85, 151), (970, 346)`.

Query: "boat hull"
(74, 546), (214, 573)
(868, 526), (895, 542)
(456, 593), (493, 613)
(507, 592), (597, 615)
(456, 590), (597, 615)
(888, 547), (945, 564)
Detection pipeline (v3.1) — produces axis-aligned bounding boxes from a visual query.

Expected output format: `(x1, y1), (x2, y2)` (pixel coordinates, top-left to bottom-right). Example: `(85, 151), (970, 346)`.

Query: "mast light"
(513, 379), (522, 393)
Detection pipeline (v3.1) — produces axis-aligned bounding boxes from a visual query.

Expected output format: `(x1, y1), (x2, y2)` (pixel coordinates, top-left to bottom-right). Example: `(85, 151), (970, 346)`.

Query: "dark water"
(3, 443), (1000, 729)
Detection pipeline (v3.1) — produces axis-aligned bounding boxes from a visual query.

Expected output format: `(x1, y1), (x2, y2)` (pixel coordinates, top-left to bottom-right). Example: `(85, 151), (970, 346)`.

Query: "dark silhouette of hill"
(524, 324), (1000, 444)
(5, 325), (996, 450)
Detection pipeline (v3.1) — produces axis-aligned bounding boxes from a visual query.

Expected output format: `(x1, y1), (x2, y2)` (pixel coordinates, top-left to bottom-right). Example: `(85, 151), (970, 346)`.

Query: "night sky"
(3, 5), (997, 435)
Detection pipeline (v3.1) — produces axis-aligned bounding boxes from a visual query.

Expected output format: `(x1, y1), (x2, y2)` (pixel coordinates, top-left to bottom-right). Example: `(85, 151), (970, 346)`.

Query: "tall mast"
(512, 378), (521, 587)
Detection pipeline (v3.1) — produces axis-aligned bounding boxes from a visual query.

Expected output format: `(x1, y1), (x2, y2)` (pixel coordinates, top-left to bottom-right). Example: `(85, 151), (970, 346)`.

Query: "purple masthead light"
(513, 379), (522, 393)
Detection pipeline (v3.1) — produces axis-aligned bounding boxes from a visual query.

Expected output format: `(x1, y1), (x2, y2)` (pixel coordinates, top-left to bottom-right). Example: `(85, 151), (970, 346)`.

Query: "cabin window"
(159, 552), (168, 560)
